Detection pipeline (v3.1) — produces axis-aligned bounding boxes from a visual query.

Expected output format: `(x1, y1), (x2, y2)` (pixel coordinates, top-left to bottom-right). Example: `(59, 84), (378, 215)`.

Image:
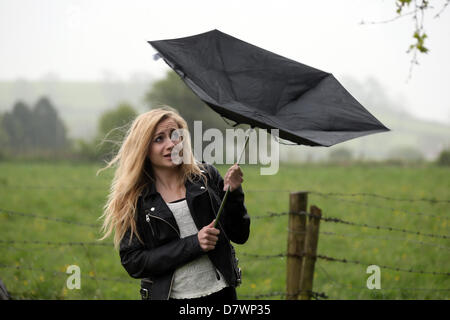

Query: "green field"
(0, 161), (449, 300)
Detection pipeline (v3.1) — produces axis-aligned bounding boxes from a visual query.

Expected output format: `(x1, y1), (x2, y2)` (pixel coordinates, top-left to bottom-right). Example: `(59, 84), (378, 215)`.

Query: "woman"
(99, 107), (250, 301)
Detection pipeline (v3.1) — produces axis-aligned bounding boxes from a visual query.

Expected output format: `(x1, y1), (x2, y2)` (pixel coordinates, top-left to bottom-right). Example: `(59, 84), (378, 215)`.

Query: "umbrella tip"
(153, 53), (162, 61)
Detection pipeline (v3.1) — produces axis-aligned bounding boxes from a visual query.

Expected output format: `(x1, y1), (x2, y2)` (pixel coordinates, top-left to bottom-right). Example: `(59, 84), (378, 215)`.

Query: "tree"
(145, 70), (229, 134)
(33, 97), (68, 150)
(96, 102), (138, 159)
(2, 101), (33, 152)
(387, 145), (425, 163)
(328, 147), (354, 163)
(0, 113), (8, 158)
(361, 0), (449, 76)
(436, 148), (450, 166)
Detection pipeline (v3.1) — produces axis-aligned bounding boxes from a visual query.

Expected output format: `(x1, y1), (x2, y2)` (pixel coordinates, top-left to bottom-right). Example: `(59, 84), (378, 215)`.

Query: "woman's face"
(148, 117), (183, 170)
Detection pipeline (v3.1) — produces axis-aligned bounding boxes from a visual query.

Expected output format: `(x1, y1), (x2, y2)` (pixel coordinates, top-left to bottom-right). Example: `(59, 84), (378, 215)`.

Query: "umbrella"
(148, 29), (390, 225)
(148, 29), (389, 148)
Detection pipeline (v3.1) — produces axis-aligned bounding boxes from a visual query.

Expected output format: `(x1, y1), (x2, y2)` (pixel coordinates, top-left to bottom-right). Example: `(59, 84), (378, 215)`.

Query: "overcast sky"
(1, 0), (449, 124)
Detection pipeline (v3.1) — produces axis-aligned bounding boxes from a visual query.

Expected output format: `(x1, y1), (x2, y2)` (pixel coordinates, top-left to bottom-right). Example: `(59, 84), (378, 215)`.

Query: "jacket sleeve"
(205, 163), (250, 245)
(119, 223), (204, 279)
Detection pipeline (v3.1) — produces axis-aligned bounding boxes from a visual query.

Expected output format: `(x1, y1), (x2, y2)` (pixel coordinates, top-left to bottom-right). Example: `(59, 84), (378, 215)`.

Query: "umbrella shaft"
(214, 130), (251, 228)
(237, 131), (250, 164)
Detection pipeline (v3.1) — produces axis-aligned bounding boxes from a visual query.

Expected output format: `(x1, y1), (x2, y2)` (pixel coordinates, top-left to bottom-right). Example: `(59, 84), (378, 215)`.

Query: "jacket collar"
(141, 169), (208, 200)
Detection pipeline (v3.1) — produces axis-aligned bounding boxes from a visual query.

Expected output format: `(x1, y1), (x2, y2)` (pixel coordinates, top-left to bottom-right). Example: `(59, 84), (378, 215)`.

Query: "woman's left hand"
(223, 163), (244, 192)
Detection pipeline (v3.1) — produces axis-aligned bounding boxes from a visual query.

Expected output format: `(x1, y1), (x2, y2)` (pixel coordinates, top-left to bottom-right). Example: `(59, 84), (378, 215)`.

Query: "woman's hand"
(198, 220), (220, 252)
(223, 163), (244, 192)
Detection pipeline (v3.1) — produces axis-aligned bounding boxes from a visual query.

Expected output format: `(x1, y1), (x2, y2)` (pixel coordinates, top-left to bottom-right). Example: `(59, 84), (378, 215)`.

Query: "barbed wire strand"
(316, 263), (450, 294)
(0, 263), (328, 300)
(237, 252), (450, 276)
(0, 263), (135, 284)
(3, 226), (447, 256)
(265, 211), (449, 239)
(251, 210), (450, 249)
(0, 184), (106, 190)
(318, 231), (450, 251)
(2, 205), (447, 241)
(1, 183), (449, 205)
(239, 289), (328, 300)
(0, 208), (99, 229)
(282, 227), (450, 251)
(308, 191), (450, 204)
(310, 193), (449, 220)
(315, 253), (450, 276)
(0, 239), (112, 247)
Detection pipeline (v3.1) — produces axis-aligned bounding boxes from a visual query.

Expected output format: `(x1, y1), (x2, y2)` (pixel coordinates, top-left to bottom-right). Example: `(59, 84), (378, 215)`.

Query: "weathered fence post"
(299, 205), (322, 300)
(286, 191), (308, 300)
(0, 279), (10, 300)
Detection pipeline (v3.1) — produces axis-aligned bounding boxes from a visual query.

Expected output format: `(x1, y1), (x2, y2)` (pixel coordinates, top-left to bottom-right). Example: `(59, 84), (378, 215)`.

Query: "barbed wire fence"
(0, 185), (449, 300)
(243, 189), (449, 299)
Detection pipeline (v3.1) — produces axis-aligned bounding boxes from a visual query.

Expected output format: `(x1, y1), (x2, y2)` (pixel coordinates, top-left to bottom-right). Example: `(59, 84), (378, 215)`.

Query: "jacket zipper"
(207, 187), (241, 286)
(145, 214), (155, 237)
(207, 187), (243, 286)
(146, 212), (179, 300)
(167, 273), (175, 300)
(146, 213), (180, 237)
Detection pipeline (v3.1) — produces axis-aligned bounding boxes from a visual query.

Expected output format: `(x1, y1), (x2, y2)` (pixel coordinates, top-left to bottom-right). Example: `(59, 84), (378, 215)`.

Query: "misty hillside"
(0, 75), (448, 161)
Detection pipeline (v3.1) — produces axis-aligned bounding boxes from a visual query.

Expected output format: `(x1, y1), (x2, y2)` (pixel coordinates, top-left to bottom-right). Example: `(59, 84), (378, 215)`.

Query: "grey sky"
(1, 0), (449, 124)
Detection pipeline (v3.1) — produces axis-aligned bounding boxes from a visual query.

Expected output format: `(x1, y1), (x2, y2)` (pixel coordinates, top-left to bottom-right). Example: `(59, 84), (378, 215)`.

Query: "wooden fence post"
(286, 191), (307, 300)
(299, 205), (322, 300)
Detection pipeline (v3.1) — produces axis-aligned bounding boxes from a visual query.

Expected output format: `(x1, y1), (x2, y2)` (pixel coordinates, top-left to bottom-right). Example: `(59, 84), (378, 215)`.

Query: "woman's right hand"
(197, 220), (220, 252)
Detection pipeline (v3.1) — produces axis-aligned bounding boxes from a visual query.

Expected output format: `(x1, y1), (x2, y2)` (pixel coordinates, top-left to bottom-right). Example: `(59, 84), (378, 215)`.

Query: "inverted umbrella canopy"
(148, 29), (389, 147)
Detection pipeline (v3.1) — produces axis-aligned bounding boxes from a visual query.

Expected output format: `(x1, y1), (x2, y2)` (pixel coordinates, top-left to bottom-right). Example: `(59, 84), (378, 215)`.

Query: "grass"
(0, 161), (449, 299)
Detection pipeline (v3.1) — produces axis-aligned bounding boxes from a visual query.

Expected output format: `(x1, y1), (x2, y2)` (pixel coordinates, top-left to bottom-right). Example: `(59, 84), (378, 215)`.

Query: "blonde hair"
(98, 107), (206, 248)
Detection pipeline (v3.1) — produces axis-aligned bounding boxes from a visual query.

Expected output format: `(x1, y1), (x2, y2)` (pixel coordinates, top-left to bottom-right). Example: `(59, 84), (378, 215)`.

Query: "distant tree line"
(327, 146), (432, 166)
(1, 71), (449, 166)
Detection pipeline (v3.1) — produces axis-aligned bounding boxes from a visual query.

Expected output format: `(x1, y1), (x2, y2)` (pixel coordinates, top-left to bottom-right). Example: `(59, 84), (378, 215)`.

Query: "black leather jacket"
(119, 163), (251, 300)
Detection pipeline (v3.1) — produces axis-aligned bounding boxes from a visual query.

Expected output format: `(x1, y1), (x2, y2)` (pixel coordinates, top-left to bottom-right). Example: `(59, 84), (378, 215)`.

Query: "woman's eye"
(155, 136), (163, 142)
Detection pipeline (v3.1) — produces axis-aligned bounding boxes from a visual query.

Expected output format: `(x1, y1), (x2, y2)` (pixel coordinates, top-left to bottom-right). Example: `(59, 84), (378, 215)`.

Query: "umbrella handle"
(213, 128), (252, 228)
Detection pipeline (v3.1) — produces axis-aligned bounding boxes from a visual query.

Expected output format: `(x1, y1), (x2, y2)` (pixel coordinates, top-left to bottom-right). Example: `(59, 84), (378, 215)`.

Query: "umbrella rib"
(277, 72), (331, 114)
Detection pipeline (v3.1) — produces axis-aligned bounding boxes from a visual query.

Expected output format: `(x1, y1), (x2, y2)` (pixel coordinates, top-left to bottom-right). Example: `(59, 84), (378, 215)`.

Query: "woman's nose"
(166, 137), (176, 149)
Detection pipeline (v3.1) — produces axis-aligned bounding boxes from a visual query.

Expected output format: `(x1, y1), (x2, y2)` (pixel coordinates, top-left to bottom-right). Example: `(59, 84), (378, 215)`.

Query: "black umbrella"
(148, 29), (390, 226)
(148, 29), (389, 148)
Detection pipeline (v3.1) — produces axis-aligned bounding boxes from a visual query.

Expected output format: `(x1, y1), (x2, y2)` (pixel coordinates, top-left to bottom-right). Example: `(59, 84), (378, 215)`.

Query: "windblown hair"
(98, 107), (206, 248)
